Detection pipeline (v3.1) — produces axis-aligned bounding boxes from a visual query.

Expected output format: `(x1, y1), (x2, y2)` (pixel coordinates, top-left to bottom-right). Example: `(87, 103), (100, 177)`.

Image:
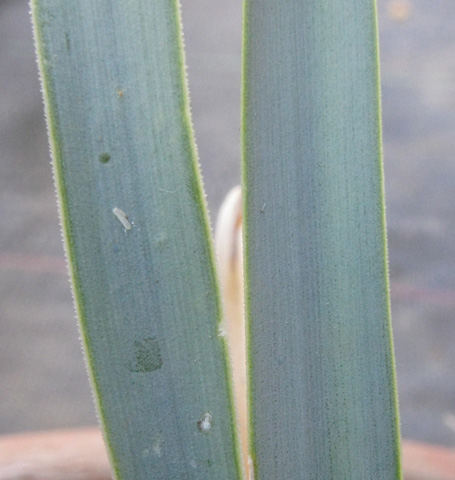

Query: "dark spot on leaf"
(65, 33), (71, 52)
(128, 337), (162, 373)
(99, 153), (110, 164)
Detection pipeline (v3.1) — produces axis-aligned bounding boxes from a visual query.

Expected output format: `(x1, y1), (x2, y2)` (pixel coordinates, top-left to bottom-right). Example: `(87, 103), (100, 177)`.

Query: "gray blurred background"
(1, 0), (454, 447)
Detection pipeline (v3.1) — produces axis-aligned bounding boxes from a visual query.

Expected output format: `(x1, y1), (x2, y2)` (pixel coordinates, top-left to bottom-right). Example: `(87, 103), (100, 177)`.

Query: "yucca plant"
(31, 0), (401, 478)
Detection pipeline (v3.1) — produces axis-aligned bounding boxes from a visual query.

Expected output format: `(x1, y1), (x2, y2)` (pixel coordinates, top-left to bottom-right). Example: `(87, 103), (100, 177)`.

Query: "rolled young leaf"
(31, 1), (241, 479)
(215, 186), (248, 477)
(242, 1), (402, 478)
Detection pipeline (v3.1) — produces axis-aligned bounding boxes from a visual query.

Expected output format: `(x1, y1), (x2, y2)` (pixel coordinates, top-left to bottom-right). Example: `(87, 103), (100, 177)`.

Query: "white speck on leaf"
(197, 412), (212, 433)
(218, 323), (226, 338)
(152, 437), (162, 457)
(113, 207), (132, 231)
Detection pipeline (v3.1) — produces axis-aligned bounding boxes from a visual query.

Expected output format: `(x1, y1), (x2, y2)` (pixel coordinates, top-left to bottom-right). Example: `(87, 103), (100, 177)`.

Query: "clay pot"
(0, 428), (454, 479)
(0, 428), (110, 480)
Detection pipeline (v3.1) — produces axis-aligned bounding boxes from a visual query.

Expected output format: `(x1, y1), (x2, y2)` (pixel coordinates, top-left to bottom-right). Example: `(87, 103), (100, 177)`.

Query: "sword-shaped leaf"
(32, 2), (241, 478)
(242, 2), (402, 478)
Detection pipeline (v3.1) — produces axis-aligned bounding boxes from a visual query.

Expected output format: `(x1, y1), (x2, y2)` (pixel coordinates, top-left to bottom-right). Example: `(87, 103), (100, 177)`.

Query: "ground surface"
(1, 0), (454, 447)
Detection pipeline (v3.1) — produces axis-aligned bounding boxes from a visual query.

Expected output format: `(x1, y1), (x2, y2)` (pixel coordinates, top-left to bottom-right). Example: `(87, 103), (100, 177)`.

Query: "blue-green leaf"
(32, 1), (241, 478)
(242, 2), (402, 478)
